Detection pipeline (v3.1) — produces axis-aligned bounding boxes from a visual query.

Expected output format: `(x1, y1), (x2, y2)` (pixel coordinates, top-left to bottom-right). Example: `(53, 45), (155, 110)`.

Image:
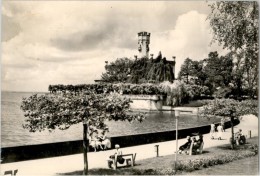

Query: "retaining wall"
(125, 95), (163, 111)
(1, 119), (239, 163)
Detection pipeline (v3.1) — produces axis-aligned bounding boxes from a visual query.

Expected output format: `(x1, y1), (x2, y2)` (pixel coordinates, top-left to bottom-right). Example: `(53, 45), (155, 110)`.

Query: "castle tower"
(172, 56), (176, 80)
(138, 31), (150, 58)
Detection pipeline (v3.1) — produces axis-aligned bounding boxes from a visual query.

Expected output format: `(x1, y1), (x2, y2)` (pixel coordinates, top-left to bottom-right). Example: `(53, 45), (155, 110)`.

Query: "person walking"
(221, 117), (225, 132)
(217, 124), (223, 140)
(210, 123), (215, 139)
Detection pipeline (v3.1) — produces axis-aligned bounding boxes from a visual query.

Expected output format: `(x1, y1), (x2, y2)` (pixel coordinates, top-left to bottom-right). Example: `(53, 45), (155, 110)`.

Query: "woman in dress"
(221, 117), (225, 132)
(89, 130), (103, 152)
(217, 124), (223, 140)
(99, 128), (111, 150)
(210, 123), (215, 139)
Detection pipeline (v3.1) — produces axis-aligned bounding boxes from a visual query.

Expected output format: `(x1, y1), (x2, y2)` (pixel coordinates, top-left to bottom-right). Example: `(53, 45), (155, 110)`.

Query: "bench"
(107, 153), (136, 170)
(188, 141), (204, 155)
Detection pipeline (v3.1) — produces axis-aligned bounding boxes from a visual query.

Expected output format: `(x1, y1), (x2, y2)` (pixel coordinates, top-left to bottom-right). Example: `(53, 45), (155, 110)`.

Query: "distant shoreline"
(1, 90), (48, 94)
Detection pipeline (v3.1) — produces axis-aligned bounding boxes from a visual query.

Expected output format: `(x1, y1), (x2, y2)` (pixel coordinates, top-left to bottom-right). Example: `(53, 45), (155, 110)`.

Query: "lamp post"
(174, 110), (180, 174)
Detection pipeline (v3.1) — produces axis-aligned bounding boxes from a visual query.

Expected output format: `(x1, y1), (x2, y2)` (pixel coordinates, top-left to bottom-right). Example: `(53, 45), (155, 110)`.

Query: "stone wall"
(1, 119), (240, 163)
(125, 95), (163, 111)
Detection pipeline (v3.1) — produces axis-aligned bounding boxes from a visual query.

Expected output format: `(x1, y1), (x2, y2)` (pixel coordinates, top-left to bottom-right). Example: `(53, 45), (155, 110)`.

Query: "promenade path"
(1, 114), (258, 176)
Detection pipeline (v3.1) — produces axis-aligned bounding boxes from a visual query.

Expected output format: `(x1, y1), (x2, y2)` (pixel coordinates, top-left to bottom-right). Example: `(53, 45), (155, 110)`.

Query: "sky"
(2, 1), (227, 92)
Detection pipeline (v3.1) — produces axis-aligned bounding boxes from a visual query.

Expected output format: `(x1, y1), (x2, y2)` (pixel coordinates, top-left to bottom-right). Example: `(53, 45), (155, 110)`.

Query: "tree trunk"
(230, 116), (235, 150)
(83, 123), (88, 175)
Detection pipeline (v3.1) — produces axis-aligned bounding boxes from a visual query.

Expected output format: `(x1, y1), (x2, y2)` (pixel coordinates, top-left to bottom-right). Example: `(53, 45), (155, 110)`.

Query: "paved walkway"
(0, 115), (258, 176)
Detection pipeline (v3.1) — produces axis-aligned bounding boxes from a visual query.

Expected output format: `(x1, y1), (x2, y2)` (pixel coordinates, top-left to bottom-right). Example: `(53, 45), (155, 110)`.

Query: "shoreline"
(1, 106), (203, 148)
(1, 93), (213, 148)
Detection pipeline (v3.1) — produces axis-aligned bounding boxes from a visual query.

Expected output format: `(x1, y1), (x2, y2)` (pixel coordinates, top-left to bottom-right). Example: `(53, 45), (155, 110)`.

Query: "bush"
(248, 144), (258, 154)
(175, 150), (257, 172)
(199, 99), (258, 119)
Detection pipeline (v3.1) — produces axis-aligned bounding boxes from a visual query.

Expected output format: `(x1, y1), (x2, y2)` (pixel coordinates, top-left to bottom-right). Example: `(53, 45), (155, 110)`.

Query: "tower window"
(138, 45), (142, 52)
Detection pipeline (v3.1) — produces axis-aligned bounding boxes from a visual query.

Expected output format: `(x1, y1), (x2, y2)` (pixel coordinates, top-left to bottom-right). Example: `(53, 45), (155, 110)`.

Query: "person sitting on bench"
(108, 144), (124, 168)
(98, 128), (111, 150)
(89, 130), (103, 152)
(235, 129), (246, 145)
(178, 136), (191, 154)
(192, 134), (203, 152)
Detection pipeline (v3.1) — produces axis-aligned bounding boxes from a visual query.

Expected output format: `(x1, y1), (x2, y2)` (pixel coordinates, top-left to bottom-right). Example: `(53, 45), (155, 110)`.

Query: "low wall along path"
(1, 119), (239, 163)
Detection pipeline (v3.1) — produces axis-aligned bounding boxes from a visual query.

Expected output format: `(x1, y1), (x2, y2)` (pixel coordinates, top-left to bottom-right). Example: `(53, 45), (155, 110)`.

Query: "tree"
(130, 57), (150, 83)
(101, 58), (134, 83)
(178, 51), (234, 97)
(178, 58), (209, 87)
(231, 53), (244, 97)
(208, 1), (258, 98)
(191, 60), (207, 86)
(147, 57), (174, 83)
(178, 58), (194, 84)
(230, 50), (258, 98)
(101, 52), (175, 84)
(199, 98), (258, 149)
(20, 90), (145, 175)
(203, 51), (233, 95)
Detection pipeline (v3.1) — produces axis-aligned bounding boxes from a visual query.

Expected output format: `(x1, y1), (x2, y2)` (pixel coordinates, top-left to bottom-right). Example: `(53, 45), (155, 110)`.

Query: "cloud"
(150, 10), (227, 76)
(2, 1), (226, 92)
(2, 15), (21, 42)
(50, 23), (137, 52)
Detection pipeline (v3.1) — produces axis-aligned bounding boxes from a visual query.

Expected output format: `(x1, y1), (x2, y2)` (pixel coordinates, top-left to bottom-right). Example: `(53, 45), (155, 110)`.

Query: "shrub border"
(137, 146), (258, 175)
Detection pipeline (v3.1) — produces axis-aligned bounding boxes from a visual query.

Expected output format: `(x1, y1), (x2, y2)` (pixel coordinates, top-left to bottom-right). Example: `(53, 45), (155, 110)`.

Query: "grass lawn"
(61, 137), (258, 175)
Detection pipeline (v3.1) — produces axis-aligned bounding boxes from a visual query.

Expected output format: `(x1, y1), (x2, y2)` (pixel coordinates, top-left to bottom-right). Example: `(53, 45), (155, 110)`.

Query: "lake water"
(1, 91), (220, 147)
